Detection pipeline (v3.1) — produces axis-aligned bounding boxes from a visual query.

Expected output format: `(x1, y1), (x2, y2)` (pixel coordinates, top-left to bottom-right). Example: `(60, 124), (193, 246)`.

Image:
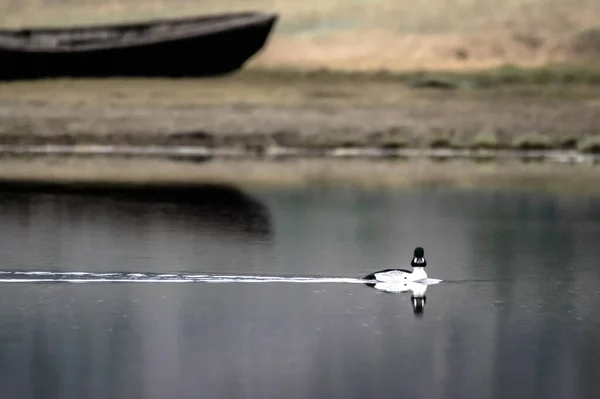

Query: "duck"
(364, 247), (428, 283)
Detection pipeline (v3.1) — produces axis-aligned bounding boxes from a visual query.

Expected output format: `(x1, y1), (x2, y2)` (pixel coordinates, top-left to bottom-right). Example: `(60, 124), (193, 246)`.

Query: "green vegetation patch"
(511, 132), (553, 150)
(469, 129), (503, 150)
(577, 135), (600, 153)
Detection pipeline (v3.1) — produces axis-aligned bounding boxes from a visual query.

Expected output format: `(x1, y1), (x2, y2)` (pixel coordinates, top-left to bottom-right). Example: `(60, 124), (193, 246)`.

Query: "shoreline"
(0, 144), (599, 164)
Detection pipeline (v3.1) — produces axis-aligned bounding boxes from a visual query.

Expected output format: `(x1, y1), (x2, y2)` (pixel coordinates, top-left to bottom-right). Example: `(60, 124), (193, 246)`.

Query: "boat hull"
(0, 12), (278, 79)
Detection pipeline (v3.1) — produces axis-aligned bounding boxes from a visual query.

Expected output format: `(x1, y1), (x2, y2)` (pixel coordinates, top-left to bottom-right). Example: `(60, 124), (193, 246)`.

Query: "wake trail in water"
(0, 271), (368, 284)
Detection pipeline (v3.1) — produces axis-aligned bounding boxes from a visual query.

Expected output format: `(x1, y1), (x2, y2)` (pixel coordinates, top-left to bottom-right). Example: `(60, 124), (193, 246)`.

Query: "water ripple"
(0, 271), (368, 284)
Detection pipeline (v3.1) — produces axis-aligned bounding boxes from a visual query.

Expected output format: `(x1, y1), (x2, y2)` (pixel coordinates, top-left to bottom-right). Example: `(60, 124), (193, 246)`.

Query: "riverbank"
(1, 67), (599, 155)
(1, 66), (600, 197)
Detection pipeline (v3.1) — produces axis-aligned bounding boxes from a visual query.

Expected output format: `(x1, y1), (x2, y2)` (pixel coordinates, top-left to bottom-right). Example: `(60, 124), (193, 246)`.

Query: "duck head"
(410, 246), (426, 268)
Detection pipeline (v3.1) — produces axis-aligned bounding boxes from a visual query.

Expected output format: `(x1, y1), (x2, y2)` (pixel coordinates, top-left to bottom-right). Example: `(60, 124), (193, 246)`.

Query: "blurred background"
(1, 0), (599, 71)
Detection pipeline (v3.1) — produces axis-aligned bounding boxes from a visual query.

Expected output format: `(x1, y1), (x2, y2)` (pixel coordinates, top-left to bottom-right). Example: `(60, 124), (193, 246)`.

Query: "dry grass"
(0, 0), (598, 71)
(1, 157), (600, 196)
(1, 66), (599, 110)
(0, 74), (598, 151)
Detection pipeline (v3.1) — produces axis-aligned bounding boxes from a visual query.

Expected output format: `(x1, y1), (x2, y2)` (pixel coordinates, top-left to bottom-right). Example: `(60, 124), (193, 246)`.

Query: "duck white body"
(370, 267), (428, 283)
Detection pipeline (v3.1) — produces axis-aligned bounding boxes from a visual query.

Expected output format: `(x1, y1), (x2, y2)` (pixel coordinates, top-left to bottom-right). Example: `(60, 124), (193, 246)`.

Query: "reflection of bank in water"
(0, 181), (272, 239)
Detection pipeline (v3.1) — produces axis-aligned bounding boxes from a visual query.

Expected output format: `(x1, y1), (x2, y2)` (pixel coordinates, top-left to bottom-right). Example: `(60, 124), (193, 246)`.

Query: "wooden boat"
(0, 11), (278, 79)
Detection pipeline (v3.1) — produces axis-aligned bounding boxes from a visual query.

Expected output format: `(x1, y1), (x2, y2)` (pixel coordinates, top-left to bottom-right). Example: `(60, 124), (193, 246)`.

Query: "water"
(0, 184), (600, 399)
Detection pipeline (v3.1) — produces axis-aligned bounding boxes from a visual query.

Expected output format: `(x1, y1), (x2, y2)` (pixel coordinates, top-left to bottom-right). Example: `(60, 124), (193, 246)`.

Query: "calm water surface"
(0, 184), (599, 399)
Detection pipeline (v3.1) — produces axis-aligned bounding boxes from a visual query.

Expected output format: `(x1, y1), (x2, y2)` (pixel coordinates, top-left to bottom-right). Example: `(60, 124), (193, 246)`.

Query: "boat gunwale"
(0, 11), (278, 53)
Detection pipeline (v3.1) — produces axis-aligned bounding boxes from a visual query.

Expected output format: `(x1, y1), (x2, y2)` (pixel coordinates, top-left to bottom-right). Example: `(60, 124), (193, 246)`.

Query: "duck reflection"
(366, 281), (429, 315)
